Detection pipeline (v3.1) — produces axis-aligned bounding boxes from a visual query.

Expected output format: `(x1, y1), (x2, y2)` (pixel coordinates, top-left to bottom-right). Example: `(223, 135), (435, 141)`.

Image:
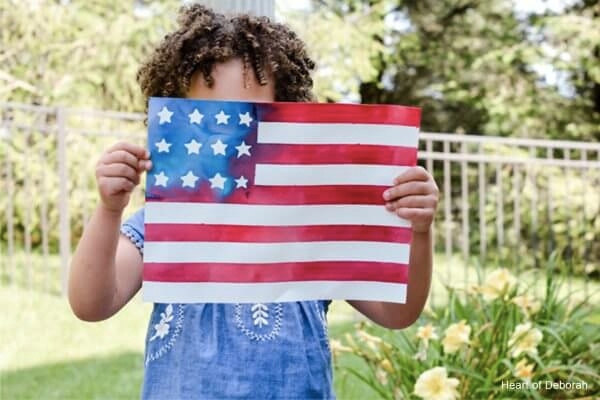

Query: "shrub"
(333, 260), (599, 399)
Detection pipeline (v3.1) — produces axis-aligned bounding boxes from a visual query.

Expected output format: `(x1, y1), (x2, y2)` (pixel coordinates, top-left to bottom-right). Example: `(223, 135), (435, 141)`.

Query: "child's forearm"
(348, 230), (433, 329)
(404, 230), (433, 317)
(68, 205), (122, 321)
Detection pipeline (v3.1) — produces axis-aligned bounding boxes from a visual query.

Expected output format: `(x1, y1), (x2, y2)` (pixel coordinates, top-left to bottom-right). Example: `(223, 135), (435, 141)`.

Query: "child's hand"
(95, 142), (151, 213)
(383, 166), (439, 233)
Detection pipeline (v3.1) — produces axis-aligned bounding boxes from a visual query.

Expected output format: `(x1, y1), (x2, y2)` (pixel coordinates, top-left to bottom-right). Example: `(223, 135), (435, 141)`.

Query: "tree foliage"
(288, 0), (600, 141)
(2, 0), (599, 140)
(0, 0), (177, 112)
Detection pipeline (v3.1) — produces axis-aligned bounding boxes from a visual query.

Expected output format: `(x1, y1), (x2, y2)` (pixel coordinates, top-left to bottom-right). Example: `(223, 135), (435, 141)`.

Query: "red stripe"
(147, 185), (389, 205)
(146, 224), (412, 243)
(258, 103), (421, 126)
(253, 143), (417, 165)
(144, 262), (409, 283)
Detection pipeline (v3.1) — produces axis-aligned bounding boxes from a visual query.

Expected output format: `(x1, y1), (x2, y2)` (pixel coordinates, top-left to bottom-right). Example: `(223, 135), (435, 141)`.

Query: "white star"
(235, 175), (248, 189)
(210, 139), (228, 156)
(235, 141), (252, 158)
(239, 112), (253, 127)
(209, 173), (227, 190)
(180, 171), (199, 188)
(215, 110), (230, 125)
(154, 171), (169, 187)
(188, 109), (204, 124)
(155, 138), (172, 153)
(184, 139), (202, 155)
(157, 106), (173, 124)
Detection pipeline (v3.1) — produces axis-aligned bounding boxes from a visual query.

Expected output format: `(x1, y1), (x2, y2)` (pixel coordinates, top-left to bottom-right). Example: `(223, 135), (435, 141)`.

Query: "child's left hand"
(383, 166), (439, 233)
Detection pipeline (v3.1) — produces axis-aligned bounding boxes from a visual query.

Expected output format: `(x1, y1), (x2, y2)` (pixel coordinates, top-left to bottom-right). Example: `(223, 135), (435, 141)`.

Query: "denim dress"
(121, 209), (335, 399)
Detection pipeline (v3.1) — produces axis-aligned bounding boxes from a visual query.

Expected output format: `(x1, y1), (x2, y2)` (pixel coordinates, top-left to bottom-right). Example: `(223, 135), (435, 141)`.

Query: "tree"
(532, 0), (600, 140)
(0, 0), (177, 112)
(288, 0), (600, 141)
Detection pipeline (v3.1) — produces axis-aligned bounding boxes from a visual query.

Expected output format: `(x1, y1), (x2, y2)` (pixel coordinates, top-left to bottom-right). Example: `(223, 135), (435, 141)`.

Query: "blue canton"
(147, 98), (258, 201)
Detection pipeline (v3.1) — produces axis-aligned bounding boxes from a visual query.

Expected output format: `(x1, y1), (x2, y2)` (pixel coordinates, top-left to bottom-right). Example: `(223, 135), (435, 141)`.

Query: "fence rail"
(1, 102), (599, 300)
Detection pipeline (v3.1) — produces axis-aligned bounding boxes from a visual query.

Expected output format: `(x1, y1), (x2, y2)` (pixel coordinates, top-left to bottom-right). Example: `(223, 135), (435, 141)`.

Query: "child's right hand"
(95, 142), (151, 213)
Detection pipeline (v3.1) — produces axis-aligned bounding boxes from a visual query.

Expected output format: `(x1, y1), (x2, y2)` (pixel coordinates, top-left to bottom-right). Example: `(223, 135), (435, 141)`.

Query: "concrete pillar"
(197, 0), (275, 18)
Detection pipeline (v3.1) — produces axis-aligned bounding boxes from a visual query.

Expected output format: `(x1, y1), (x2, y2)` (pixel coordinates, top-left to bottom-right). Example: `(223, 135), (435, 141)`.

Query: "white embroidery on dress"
(235, 303), (283, 342)
(146, 304), (185, 365)
(150, 304), (174, 341)
(251, 303), (269, 327)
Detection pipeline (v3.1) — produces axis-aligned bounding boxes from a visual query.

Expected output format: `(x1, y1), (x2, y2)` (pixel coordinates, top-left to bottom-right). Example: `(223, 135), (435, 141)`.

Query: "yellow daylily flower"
(478, 268), (517, 301)
(414, 367), (460, 400)
(376, 368), (389, 386)
(442, 320), (471, 354)
(512, 294), (542, 316)
(416, 323), (439, 348)
(413, 348), (427, 361)
(508, 323), (543, 358)
(329, 339), (353, 356)
(344, 332), (357, 348)
(356, 330), (383, 351)
(514, 359), (535, 382)
(380, 358), (394, 373)
(393, 388), (403, 400)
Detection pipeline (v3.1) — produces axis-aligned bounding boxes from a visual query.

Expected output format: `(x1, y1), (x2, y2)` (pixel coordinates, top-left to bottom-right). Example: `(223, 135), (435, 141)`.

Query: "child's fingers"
(100, 150), (140, 170)
(98, 176), (135, 196)
(385, 195), (437, 211)
(96, 163), (141, 186)
(105, 142), (149, 160)
(395, 207), (435, 220)
(138, 159), (152, 171)
(393, 166), (430, 185)
(383, 181), (432, 201)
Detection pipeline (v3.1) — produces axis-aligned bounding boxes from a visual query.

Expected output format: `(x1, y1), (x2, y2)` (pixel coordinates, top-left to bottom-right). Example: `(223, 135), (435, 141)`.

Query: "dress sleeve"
(322, 300), (332, 314)
(120, 208), (145, 256)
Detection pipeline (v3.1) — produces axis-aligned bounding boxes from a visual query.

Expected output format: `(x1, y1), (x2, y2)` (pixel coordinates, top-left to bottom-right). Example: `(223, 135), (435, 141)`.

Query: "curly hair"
(137, 4), (315, 104)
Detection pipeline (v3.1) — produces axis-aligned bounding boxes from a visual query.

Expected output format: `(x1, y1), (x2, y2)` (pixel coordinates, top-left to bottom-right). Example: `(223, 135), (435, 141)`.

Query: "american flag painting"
(143, 97), (421, 304)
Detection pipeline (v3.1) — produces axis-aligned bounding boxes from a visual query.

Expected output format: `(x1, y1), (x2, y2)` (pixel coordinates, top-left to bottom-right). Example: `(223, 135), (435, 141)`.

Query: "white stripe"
(144, 241), (410, 264)
(256, 164), (409, 186)
(258, 122), (419, 147)
(145, 202), (410, 227)
(143, 281), (407, 303)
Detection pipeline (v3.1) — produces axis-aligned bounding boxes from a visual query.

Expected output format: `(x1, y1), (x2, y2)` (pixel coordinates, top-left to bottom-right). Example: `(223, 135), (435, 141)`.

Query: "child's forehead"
(187, 58), (275, 103)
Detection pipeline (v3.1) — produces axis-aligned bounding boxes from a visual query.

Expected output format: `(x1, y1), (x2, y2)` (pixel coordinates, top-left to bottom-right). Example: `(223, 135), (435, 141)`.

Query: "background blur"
(1, 0), (599, 399)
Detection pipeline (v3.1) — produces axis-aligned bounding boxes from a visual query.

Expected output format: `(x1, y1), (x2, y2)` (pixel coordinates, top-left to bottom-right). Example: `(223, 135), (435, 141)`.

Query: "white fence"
(1, 102), (599, 299)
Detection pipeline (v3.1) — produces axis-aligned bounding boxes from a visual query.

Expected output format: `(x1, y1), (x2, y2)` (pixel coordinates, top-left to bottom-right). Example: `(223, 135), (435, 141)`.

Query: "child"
(68, 5), (439, 399)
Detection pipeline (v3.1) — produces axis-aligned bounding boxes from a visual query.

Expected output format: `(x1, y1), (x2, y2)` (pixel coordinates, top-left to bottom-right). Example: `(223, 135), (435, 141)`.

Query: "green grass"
(0, 286), (150, 400)
(2, 353), (142, 400)
(0, 286), (368, 400)
(1, 253), (599, 400)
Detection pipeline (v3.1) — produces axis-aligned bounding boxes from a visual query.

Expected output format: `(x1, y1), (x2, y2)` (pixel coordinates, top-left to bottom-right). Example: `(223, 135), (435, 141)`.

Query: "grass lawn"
(0, 286), (150, 400)
(1, 254), (598, 399)
(0, 285), (369, 400)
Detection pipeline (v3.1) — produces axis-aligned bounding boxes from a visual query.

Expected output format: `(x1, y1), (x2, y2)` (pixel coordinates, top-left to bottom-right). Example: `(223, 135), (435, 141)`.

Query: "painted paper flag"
(143, 97), (421, 304)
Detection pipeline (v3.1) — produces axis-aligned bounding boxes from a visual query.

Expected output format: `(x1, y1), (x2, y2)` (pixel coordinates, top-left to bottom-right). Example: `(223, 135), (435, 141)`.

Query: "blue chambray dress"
(121, 209), (335, 399)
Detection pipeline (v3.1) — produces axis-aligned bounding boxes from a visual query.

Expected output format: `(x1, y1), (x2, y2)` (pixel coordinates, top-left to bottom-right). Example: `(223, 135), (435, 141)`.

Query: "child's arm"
(349, 166), (438, 329)
(68, 142), (151, 322)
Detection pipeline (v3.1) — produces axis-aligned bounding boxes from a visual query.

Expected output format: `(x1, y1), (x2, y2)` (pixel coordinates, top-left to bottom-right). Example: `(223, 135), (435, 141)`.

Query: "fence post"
(478, 143), (486, 265)
(4, 126), (15, 285)
(57, 107), (70, 295)
(461, 141), (469, 269)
